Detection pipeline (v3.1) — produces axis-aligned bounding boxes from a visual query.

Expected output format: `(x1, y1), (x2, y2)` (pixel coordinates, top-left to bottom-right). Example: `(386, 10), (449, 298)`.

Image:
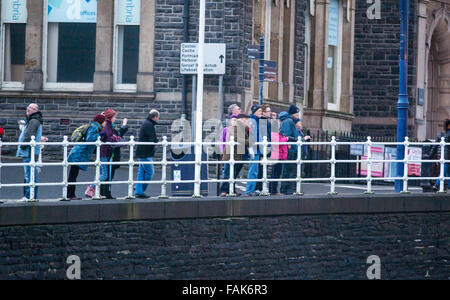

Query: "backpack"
(71, 124), (90, 142)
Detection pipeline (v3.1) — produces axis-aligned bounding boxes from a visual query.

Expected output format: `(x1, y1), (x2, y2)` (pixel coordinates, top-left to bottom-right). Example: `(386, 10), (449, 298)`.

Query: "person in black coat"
(134, 110), (160, 198)
(429, 119), (450, 190)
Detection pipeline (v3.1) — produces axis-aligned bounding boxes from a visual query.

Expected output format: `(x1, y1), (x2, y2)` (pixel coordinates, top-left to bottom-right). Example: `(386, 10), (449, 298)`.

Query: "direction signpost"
(247, 35), (277, 104)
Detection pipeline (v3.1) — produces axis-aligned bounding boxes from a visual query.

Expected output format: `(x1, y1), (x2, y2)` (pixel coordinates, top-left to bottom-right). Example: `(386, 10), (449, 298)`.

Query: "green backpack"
(71, 124), (90, 142)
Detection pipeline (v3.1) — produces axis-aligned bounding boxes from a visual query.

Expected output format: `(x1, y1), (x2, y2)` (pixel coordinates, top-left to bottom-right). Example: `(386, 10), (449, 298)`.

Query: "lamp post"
(395, 0), (410, 193)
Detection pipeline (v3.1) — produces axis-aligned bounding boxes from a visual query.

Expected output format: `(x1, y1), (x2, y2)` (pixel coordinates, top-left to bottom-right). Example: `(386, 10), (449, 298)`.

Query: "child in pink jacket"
(270, 127), (289, 195)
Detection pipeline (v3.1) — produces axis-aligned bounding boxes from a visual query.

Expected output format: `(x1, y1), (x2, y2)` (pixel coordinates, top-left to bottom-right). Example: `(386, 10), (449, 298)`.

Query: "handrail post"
(260, 136), (269, 196)
(364, 137), (374, 194)
(329, 136), (338, 195)
(28, 136), (37, 202)
(228, 136), (236, 197)
(401, 137), (410, 194)
(193, 140), (202, 198)
(62, 136), (69, 201)
(295, 136), (304, 196)
(94, 137), (102, 200)
(439, 137), (446, 193)
(159, 136), (169, 199)
(127, 136), (136, 200)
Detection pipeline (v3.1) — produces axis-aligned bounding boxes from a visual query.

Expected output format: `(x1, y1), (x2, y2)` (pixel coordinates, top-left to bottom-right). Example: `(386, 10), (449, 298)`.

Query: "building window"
(1, 0), (27, 90)
(327, 0), (343, 111)
(252, 0), (295, 103)
(43, 0), (98, 91)
(114, 0), (141, 92)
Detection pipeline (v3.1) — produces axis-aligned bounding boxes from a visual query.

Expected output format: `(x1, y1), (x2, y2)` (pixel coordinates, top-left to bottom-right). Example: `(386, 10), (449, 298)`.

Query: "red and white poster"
(407, 147), (422, 176)
(360, 145), (385, 177)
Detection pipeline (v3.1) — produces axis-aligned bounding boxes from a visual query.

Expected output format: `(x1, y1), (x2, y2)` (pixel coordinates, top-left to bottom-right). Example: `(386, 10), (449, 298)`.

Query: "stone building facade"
(0, 0), (448, 159)
(353, 0), (450, 140)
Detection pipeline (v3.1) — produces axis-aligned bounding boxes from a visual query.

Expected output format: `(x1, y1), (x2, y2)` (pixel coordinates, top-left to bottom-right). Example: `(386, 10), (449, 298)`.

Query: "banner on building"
(116, 0), (141, 25)
(48, 0), (97, 23)
(328, 0), (339, 47)
(1, 0), (27, 23)
(360, 145), (385, 178)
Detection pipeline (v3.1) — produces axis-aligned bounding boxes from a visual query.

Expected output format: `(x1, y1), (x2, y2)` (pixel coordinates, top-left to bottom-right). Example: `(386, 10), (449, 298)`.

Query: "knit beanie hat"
(103, 109), (117, 121)
(294, 118), (302, 124)
(288, 105), (299, 115)
(93, 114), (106, 125)
(251, 105), (262, 115)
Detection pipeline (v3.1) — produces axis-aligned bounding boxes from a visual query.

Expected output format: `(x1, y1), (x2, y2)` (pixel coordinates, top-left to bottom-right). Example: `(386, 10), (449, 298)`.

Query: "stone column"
(93, 0), (114, 92)
(415, 0), (430, 140)
(308, 0), (329, 111)
(24, 0), (43, 91)
(137, 0), (155, 93)
(340, 0), (355, 114)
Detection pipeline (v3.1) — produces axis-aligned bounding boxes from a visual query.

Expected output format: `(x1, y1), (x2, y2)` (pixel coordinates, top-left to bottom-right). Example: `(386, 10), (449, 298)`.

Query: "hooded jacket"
(279, 112), (299, 153)
(68, 122), (102, 171)
(16, 112), (43, 158)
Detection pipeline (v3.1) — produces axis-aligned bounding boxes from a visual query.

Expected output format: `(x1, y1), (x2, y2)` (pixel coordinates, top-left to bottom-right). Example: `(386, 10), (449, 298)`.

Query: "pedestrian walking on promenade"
(256, 104), (272, 192)
(67, 114), (107, 200)
(85, 109), (123, 199)
(429, 119), (450, 191)
(269, 118), (289, 196)
(279, 105), (300, 195)
(134, 109), (160, 199)
(220, 104), (242, 154)
(16, 103), (48, 200)
(295, 119), (311, 160)
(220, 114), (251, 196)
(246, 105), (263, 196)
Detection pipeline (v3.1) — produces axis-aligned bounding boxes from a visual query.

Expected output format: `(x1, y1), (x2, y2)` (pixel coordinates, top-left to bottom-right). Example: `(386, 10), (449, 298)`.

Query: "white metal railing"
(0, 135), (449, 202)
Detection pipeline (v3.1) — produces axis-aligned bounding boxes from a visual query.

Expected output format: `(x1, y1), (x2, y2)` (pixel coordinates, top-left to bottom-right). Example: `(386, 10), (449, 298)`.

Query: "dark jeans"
(220, 163), (244, 194)
(269, 163), (283, 194)
(280, 151), (297, 194)
(67, 166), (81, 198)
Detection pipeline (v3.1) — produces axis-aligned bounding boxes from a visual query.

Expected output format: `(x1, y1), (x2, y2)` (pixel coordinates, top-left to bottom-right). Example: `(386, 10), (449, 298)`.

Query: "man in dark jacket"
(429, 119), (450, 191)
(279, 105), (300, 195)
(135, 110), (160, 198)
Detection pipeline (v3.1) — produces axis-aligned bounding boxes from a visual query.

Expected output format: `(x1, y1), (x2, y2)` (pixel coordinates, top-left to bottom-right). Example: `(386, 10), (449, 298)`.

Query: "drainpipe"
(181, 0), (189, 120)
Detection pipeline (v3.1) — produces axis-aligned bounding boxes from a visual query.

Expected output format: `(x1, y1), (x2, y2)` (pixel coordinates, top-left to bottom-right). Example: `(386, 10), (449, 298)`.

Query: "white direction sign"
(180, 43), (226, 75)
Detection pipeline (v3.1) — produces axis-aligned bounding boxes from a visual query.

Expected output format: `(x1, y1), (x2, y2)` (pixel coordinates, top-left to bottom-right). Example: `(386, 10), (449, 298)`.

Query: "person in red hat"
(85, 109), (125, 199)
(67, 114), (107, 200)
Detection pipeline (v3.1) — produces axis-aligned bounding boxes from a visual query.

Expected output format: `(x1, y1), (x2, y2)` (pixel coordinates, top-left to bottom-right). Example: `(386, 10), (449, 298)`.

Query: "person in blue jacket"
(67, 114), (107, 200)
(279, 105), (300, 195)
(246, 105), (263, 196)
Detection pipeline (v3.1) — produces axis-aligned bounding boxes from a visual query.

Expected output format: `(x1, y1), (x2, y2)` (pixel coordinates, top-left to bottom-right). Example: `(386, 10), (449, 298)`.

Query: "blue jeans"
(90, 157), (111, 188)
(23, 157), (39, 199)
(246, 154), (262, 195)
(135, 157), (154, 195)
(438, 163), (450, 187)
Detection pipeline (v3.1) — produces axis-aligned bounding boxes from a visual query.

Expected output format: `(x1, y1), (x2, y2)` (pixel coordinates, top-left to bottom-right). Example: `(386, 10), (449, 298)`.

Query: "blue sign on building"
(48, 0), (97, 23)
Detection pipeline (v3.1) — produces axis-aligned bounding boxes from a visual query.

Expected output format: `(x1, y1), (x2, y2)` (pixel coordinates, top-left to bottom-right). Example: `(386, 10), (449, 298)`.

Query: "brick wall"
(0, 95), (180, 160)
(0, 212), (448, 280)
(154, 0), (249, 95)
(353, 0), (417, 136)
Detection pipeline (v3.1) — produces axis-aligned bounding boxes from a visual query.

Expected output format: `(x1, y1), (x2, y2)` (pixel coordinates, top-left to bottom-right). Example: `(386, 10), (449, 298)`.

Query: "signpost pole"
(194, 0), (206, 198)
(259, 34), (264, 105)
(218, 75), (224, 121)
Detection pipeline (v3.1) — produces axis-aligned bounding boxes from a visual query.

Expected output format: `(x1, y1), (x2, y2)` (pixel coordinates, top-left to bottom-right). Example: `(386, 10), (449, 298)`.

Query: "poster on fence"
(360, 145), (385, 177)
(384, 147), (397, 182)
(407, 147), (422, 176)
